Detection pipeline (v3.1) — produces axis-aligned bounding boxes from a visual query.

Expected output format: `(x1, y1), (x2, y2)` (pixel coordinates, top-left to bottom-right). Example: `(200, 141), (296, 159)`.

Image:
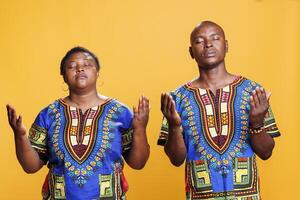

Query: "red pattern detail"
(89, 110), (96, 118)
(195, 77), (244, 154)
(121, 171), (129, 193)
(70, 110), (77, 118)
(65, 106), (101, 164)
(238, 157), (248, 162)
(73, 144), (88, 158)
(221, 92), (230, 102)
(212, 135), (228, 148)
(195, 160), (205, 165)
(201, 94), (210, 105)
(42, 173), (49, 195)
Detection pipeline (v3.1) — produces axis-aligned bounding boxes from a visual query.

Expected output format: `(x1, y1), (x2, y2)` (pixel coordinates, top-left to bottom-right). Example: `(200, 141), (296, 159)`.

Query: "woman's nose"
(76, 65), (84, 72)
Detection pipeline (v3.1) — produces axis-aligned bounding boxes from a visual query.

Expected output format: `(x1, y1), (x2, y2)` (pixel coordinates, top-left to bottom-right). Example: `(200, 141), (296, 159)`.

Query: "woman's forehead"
(68, 52), (93, 62)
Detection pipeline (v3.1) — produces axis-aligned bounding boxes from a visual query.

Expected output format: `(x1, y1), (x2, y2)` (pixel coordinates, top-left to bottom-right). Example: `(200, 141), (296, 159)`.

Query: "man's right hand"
(160, 93), (181, 128)
(6, 104), (27, 137)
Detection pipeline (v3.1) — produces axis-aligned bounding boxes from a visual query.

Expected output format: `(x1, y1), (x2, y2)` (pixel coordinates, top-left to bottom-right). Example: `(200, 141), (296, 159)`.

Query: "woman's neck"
(64, 90), (105, 113)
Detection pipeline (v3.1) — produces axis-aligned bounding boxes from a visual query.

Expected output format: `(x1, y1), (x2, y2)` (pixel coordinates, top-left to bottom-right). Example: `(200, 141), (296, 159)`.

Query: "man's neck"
(191, 63), (235, 95)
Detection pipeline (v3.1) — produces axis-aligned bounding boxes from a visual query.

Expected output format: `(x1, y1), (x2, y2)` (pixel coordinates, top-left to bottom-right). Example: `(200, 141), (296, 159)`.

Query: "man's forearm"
(250, 131), (275, 160)
(164, 126), (186, 167)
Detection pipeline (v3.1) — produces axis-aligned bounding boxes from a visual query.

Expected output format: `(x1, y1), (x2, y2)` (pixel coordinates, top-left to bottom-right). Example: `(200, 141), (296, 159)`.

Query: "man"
(158, 21), (280, 199)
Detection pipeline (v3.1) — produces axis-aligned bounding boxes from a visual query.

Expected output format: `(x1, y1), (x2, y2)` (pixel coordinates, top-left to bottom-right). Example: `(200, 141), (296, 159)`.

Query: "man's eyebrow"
(210, 33), (221, 37)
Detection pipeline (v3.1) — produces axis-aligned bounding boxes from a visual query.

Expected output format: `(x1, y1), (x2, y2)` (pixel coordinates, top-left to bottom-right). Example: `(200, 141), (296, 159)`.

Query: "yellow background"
(1, 0), (299, 199)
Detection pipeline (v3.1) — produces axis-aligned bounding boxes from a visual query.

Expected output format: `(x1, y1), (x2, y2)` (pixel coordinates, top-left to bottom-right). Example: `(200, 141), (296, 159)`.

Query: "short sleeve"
(157, 91), (184, 146)
(264, 107), (280, 138)
(157, 117), (169, 146)
(118, 105), (134, 155)
(28, 109), (49, 164)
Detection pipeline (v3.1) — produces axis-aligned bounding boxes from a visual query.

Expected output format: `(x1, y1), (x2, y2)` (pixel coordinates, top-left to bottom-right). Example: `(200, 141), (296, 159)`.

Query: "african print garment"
(158, 77), (280, 200)
(29, 98), (133, 200)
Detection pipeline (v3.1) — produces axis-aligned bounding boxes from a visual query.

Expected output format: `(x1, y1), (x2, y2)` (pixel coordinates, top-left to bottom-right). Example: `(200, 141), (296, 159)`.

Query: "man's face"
(189, 23), (228, 69)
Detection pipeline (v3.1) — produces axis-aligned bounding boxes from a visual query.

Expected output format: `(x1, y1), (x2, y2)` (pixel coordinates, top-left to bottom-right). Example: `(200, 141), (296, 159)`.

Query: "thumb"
(266, 91), (272, 101)
(133, 106), (138, 116)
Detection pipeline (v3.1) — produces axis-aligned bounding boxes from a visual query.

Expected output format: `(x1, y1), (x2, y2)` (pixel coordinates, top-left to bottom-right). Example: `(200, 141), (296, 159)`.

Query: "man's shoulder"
(170, 82), (192, 96)
(239, 76), (263, 88)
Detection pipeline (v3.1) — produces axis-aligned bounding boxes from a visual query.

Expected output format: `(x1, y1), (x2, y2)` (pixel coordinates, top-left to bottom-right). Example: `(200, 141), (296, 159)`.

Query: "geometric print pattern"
(158, 77), (280, 200)
(29, 98), (133, 199)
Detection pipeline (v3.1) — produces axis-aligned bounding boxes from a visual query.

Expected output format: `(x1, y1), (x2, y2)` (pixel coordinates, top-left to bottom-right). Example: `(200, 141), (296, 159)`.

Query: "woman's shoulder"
(38, 99), (61, 113)
(103, 96), (131, 112)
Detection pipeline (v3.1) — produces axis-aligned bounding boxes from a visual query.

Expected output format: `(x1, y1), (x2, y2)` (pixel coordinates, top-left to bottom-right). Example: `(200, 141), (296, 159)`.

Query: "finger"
(259, 87), (268, 105)
(141, 95), (147, 114)
(251, 89), (259, 108)
(10, 106), (18, 125)
(170, 100), (176, 114)
(163, 93), (169, 113)
(138, 96), (143, 114)
(17, 115), (23, 126)
(259, 87), (267, 101)
(133, 106), (138, 117)
(6, 104), (12, 123)
(160, 93), (166, 111)
(144, 96), (150, 113)
(250, 95), (255, 110)
(255, 87), (263, 105)
(166, 95), (173, 112)
(266, 91), (271, 101)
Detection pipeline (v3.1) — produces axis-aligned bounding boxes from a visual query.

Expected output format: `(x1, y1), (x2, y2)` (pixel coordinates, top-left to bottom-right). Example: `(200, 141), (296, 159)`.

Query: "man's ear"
(189, 47), (194, 59)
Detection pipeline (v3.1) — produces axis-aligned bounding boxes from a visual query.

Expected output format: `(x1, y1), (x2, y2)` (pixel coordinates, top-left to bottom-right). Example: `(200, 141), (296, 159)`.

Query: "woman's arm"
(7, 104), (44, 173)
(124, 96), (150, 169)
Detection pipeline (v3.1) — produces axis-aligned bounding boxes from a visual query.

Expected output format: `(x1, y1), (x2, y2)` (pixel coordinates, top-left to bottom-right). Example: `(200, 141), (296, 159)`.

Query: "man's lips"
(203, 51), (216, 58)
(75, 73), (88, 79)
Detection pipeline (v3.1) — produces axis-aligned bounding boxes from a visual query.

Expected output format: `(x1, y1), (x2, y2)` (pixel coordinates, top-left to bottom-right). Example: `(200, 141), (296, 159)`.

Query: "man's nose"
(205, 39), (213, 48)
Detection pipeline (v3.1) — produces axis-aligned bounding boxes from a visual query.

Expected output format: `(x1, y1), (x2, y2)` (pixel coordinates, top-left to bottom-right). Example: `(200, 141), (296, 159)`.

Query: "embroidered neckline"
(184, 75), (243, 91)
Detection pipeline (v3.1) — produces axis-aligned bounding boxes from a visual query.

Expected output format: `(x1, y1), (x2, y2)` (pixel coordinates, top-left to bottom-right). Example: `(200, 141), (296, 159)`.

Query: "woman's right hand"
(160, 93), (181, 128)
(6, 104), (26, 137)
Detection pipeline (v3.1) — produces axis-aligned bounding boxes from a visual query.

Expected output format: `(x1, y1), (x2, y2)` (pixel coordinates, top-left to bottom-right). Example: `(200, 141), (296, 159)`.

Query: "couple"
(7, 21), (280, 200)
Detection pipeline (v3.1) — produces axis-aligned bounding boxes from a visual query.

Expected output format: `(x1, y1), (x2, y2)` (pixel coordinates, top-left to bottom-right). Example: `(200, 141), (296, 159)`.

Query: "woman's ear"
(225, 40), (229, 53)
(189, 47), (194, 59)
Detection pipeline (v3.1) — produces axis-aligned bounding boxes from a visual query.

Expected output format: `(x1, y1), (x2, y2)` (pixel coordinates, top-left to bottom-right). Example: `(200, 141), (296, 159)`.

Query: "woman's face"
(63, 52), (99, 92)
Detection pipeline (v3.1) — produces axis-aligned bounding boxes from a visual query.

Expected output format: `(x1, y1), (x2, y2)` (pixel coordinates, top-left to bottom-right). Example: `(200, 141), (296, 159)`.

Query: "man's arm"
(161, 93), (186, 166)
(248, 87), (275, 160)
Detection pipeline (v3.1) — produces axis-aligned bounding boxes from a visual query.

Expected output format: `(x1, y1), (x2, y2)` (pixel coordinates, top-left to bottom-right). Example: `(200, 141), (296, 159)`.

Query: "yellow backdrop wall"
(1, 0), (299, 199)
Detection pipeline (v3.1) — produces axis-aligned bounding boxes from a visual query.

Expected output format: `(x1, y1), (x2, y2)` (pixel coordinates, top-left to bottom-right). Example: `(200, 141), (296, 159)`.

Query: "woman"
(7, 46), (150, 199)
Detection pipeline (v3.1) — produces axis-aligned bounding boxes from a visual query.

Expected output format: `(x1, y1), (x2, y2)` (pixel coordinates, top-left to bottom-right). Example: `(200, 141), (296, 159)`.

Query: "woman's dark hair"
(60, 46), (100, 76)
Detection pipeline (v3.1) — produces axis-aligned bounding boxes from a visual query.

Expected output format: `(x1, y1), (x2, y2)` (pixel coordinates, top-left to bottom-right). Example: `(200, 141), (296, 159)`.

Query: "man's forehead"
(191, 22), (225, 38)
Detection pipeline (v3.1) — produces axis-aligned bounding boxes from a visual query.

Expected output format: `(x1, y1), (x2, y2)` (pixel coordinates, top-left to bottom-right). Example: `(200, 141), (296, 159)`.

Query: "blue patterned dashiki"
(158, 76), (280, 200)
(29, 98), (133, 200)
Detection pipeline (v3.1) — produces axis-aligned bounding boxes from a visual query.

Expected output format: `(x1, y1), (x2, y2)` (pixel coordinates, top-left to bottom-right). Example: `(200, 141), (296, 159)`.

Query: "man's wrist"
(168, 124), (182, 132)
(248, 121), (264, 128)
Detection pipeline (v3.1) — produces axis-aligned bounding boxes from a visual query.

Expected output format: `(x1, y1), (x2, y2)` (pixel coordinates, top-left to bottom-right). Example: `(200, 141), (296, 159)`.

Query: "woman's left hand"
(132, 96), (150, 129)
(249, 87), (271, 127)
